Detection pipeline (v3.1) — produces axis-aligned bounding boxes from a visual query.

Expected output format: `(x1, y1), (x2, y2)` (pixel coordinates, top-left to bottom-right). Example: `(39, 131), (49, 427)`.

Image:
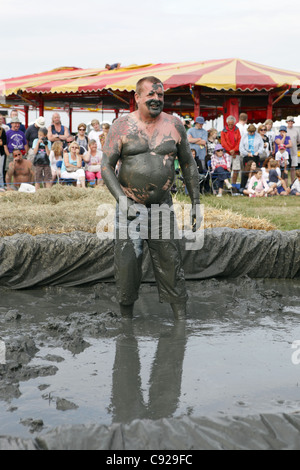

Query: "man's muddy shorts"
(114, 196), (187, 306)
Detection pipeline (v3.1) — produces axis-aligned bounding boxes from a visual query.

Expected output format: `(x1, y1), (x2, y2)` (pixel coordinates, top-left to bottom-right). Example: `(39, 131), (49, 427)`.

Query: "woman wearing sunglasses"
(75, 123), (89, 153)
(60, 142), (86, 187)
(257, 124), (270, 165)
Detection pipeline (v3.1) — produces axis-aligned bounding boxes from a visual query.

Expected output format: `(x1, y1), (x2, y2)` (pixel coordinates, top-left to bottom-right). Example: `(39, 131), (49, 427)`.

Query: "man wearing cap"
(275, 125), (292, 161)
(187, 116), (208, 171)
(286, 117), (300, 182)
(5, 117), (28, 172)
(25, 117), (46, 162)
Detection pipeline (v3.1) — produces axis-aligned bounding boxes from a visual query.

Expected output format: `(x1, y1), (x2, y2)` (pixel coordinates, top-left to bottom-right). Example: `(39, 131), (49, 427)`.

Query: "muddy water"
(0, 277), (300, 441)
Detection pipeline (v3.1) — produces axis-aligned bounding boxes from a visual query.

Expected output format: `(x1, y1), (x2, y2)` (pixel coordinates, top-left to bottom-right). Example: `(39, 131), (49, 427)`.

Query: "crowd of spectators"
(0, 107), (299, 198)
(0, 109), (111, 192)
(183, 112), (300, 197)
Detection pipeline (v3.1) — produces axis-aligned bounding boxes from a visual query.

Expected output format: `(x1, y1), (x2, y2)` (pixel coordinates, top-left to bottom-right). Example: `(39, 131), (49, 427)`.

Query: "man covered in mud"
(101, 76), (200, 320)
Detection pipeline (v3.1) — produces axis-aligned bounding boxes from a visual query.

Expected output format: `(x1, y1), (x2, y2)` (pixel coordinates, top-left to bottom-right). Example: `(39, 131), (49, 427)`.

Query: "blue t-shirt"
(187, 127), (208, 161)
(248, 134), (255, 155)
(274, 135), (291, 154)
(269, 169), (279, 183)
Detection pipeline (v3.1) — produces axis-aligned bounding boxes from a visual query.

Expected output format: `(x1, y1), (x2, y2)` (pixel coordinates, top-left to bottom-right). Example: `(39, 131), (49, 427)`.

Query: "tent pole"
(24, 106), (29, 128)
(193, 86), (200, 118)
(129, 92), (135, 113)
(69, 107), (73, 134)
(39, 98), (44, 117)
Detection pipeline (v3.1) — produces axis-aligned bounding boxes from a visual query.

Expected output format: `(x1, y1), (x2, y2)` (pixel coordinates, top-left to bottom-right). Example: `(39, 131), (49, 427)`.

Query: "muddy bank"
(0, 228), (299, 288)
(0, 277), (300, 449)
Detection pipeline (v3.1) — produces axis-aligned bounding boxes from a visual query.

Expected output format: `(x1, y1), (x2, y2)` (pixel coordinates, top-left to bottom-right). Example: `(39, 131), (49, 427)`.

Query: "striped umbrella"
(3, 59), (300, 96)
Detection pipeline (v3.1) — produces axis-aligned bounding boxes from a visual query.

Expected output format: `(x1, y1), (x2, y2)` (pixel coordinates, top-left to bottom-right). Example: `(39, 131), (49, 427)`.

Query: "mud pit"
(1, 277), (300, 449)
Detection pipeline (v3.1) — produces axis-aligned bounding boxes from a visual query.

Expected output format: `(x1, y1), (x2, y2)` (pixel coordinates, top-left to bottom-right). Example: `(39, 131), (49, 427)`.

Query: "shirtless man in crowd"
(5, 149), (34, 190)
(101, 76), (200, 320)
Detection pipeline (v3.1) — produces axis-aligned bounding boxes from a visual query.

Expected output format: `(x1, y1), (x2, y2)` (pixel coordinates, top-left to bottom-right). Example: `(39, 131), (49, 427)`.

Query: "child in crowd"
(275, 144), (289, 180)
(268, 159), (290, 196)
(290, 169), (300, 196)
(32, 127), (52, 190)
(49, 141), (63, 183)
(248, 168), (272, 197)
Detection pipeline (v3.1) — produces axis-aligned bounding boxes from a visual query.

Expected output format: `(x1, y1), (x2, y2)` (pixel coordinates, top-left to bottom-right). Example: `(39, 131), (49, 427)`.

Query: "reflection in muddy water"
(0, 277), (300, 443)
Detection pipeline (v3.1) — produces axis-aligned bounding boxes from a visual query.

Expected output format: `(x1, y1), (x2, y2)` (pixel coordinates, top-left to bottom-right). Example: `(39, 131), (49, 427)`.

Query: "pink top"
(248, 175), (269, 194)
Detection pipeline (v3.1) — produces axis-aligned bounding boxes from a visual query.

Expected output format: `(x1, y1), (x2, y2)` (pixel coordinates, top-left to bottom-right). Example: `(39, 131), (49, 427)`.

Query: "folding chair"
(207, 160), (219, 195)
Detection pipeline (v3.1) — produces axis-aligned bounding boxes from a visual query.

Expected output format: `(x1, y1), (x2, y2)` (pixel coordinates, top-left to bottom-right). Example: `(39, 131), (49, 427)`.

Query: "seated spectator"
(0, 115), (9, 132)
(240, 160), (257, 196)
(221, 115), (241, 184)
(268, 159), (290, 195)
(60, 142), (85, 188)
(275, 144), (289, 181)
(0, 126), (9, 189)
(25, 116), (46, 162)
(247, 168), (272, 197)
(274, 125), (292, 156)
(210, 143), (232, 197)
(7, 109), (26, 133)
(290, 169), (300, 196)
(264, 119), (275, 155)
(83, 139), (103, 186)
(239, 124), (264, 169)
(49, 141), (63, 183)
(32, 127), (52, 190)
(75, 123), (89, 152)
(100, 122), (110, 148)
(88, 119), (103, 151)
(5, 149), (34, 190)
(257, 124), (270, 165)
(105, 63), (121, 70)
(48, 113), (72, 148)
(5, 117), (29, 172)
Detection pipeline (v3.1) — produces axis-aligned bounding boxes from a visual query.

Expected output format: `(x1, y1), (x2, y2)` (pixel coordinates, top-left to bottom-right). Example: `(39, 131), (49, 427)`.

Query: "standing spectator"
(32, 127), (52, 190)
(183, 115), (193, 132)
(236, 113), (248, 137)
(286, 116), (300, 183)
(49, 141), (63, 183)
(265, 119), (275, 155)
(187, 116), (207, 171)
(48, 113), (72, 148)
(88, 119), (103, 151)
(275, 144), (289, 181)
(6, 117), (28, 171)
(274, 126), (292, 163)
(100, 123), (111, 148)
(25, 116), (46, 162)
(75, 123), (89, 153)
(257, 124), (270, 165)
(83, 139), (103, 185)
(0, 126), (9, 189)
(221, 115), (241, 184)
(0, 115), (9, 132)
(206, 128), (219, 165)
(7, 109), (26, 133)
(239, 124), (264, 168)
(5, 149), (34, 190)
(210, 143), (232, 197)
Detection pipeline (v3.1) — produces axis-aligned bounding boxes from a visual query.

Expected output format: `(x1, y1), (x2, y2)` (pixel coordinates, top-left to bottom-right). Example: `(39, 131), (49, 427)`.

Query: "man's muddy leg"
(170, 302), (187, 321)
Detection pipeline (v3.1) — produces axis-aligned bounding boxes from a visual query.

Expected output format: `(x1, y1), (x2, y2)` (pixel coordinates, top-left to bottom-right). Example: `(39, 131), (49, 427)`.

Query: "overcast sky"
(1, 0), (300, 80)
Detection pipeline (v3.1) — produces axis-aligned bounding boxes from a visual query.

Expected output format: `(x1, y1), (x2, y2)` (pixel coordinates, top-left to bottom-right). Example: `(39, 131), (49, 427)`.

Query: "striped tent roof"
(3, 59), (300, 96)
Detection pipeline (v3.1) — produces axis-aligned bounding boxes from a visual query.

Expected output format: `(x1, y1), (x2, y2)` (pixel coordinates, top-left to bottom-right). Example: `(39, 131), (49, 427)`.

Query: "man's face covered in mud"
(136, 81), (164, 118)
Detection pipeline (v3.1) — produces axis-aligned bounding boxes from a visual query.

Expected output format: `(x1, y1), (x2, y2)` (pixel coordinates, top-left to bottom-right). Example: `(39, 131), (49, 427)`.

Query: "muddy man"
(101, 76), (200, 320)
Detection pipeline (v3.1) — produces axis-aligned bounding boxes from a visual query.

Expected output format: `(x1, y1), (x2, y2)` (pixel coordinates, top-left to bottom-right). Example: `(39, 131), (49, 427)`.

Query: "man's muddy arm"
(101, 124), (125, 202)
(176, 122), (200, 205)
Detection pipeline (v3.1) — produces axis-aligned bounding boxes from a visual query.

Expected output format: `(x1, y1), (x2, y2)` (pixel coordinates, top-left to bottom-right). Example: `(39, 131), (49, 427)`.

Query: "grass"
(0, 184), (299, 236)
